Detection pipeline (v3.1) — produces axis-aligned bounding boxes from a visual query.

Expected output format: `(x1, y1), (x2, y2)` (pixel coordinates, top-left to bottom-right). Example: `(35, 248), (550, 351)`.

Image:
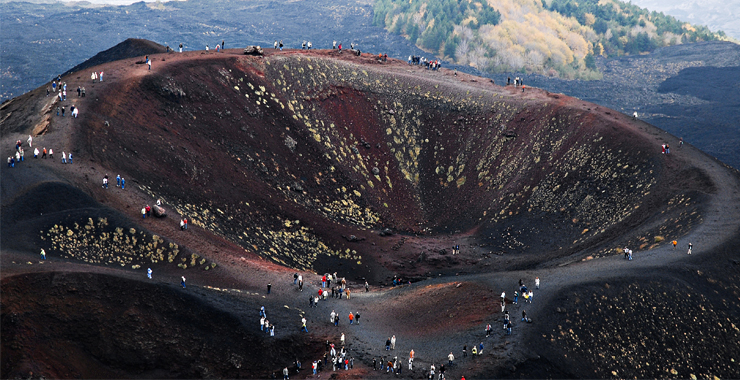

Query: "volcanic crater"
(2, 43), (739, 379)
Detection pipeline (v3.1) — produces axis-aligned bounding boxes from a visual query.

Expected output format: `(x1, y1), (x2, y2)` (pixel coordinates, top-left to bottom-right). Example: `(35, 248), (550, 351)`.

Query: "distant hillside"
(64, 38), (168, 76)
(373, 0), (727, 78)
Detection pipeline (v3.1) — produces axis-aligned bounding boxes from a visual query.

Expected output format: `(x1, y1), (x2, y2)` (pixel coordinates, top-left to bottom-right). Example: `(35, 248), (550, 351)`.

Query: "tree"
(584, 53), (597, 70)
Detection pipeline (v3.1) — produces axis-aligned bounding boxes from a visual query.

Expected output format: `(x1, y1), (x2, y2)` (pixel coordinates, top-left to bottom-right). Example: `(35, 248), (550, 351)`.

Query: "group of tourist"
(8, 136), (71, 167)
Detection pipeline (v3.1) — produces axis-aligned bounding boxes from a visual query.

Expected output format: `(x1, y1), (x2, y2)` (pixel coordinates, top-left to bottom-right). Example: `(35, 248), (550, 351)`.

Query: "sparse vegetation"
(40, 217), (216, 270)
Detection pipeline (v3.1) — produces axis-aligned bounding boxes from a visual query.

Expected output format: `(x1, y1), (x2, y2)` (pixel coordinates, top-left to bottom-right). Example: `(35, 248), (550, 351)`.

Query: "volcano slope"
(2, 47), (739, 379)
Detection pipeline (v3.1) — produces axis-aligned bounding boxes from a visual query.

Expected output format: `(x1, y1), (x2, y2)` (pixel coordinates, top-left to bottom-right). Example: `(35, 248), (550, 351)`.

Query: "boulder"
(243, 46), (264, 56)
(153, 205), (166, 217)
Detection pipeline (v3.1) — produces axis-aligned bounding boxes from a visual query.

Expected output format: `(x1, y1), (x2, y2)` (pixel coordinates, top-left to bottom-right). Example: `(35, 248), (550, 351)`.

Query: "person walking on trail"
(179, 43), (183, 53)
(522, 310), (528, 322)
(148, 58), (151, 71)
(61, 152), (66, 164)
(355, 312), (360, 325)
(49, 149), (54, 159)
(535, 277), (540, 289)
(365, 280), (369, 292)
(121, 177), (125, 190)
(340, 333), (345, 346)
(331, 310), (336, 324)
(294, 273), (298, 284)
(301, 317), (308, 332)
(42, 147), (47, 159)
(40, 249), (46, 260)
(279, 40), (283, 50)
(34, 148), (39, 158)
(116, 175), (121, 187)
(142, 207), (147, 219)
(68, 153), (72, 164)
(102, 176), (108, 189)
(448, 352), (455, 366)
(486, 323), (492, 337)
(673, 240), (678, 249)
(349, 312), (354, 324)
(513, 291), (518, 304)
(267, 282), (272, 294)
(688, 242), (693, 255)
(147, 268), (152, 279)
(260, 316), (265, 331)
(27, 135), (32, 148)
(283, 366), (289, 380)
(181, 276), (186, 288)
(472, 345), (477, 356)
(386, 337), (391, 350)
(391, 335), (396, 350)
(478, 342), (484, 355)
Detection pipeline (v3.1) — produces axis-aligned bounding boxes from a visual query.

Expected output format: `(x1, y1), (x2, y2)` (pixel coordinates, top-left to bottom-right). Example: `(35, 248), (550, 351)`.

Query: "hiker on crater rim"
(688, 242), (693, 254)
(179, 43), (183, 53)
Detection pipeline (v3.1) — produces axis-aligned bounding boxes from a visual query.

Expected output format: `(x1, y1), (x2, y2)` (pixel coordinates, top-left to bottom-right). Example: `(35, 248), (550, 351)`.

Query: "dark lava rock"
(378, 228), (393, 237)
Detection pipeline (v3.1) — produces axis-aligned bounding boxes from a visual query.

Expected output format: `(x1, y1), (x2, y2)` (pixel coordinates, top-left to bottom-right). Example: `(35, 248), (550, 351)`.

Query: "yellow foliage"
(584, 13), (596, 26)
